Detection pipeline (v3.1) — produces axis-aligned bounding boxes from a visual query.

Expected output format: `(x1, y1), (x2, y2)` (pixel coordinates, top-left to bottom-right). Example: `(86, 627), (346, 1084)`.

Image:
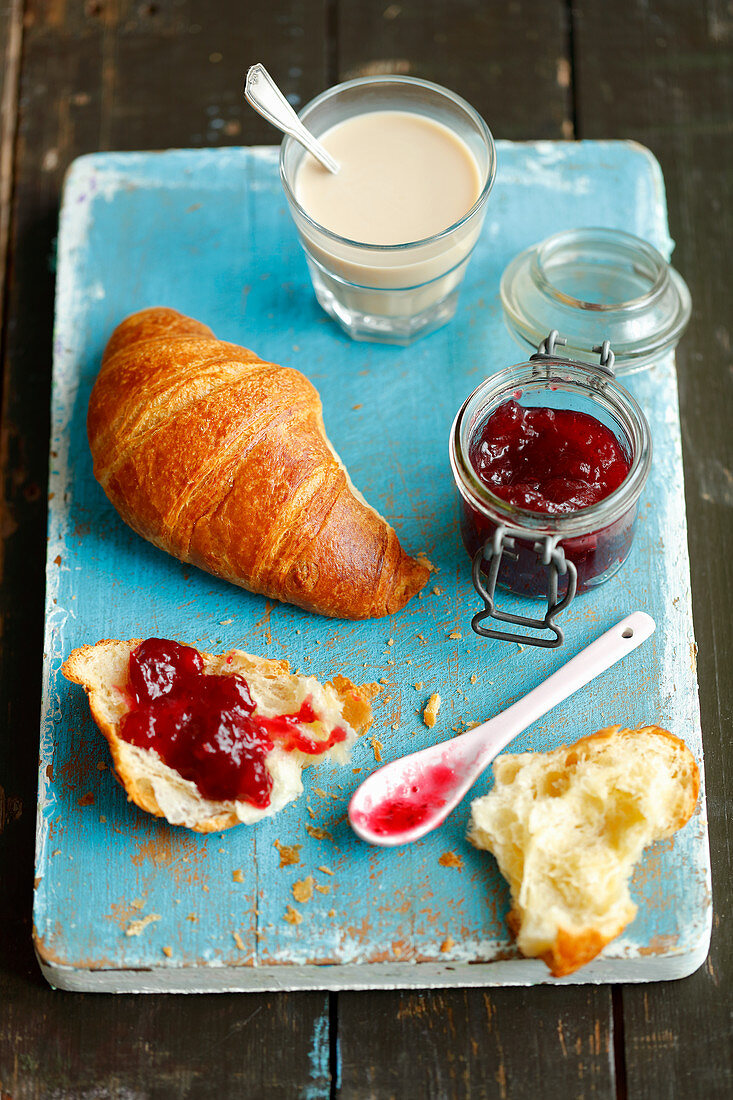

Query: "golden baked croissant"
(88, 308), (430, 618)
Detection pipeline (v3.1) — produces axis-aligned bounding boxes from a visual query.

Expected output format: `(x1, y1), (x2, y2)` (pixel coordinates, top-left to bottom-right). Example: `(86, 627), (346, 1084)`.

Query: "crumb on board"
(418, 553), (438, 573)
(448, 631), (462, 640)
(318, 866), (335, 876)
(186, 913), (198, 923)
(353, 768), (362, 774)
(315, 883), (330, 895)
(438, 851), (464, 869)
(414, 681), (424, 690)
(274, 840), (302, 867)
(470, 674), (478, 685)
(392, 722), (399, 731)
(232, 869), (244, 883)
(328, 908), (336, 917)
(202, 885), (209, 893)
(284, 905), (303, 926)
(98, 816), (106, 824)
(379, 676), (390, 684)
(416, 633), (426, 643)
(370, 736), (383, 762)
(387, 638), (394, 646)
(77, 792), (94, 807)
(96, 760), (106, 771)
(431, 586), (443, 596)
(125, 913), (161, 937)
(131, 898), (145, 911)
(423, 693), (441, 728)
(312, 788), (327, 799)
(307, 805), (317, 819)
(232, 931), (247, 951)
(440, 936), (455, 953)
(306, 824), (332, 842)
(292, 876), (314, 903)
(162, 945), (173, 958)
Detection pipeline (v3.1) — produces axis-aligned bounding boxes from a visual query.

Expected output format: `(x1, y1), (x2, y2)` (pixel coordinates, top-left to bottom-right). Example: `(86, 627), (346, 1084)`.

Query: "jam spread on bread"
(121, 639), (346, 807)
(470, 400), (630, 514)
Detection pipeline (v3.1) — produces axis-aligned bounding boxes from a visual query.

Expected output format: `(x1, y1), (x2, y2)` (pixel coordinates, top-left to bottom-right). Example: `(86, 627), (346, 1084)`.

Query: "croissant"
(88, 308), (430, 618)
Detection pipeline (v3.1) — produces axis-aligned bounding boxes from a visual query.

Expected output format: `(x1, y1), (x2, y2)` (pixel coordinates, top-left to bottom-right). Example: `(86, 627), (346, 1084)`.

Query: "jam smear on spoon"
(120, 639), (346, 808)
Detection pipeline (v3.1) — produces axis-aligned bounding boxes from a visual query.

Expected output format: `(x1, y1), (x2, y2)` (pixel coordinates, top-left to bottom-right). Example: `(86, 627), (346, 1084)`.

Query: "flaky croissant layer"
(88, 308), (430, 618)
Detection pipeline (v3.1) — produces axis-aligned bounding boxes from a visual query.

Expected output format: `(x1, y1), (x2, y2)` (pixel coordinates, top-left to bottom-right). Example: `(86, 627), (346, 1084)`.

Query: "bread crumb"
(352, 403), (362, 410)
(202, 885), (209, 893)
(186, 913), (198, 923)
(96, 760), (106, 771)
(306, 825), (332, 841)
(274, 840), (302, 867)
(315, 883), (330, 894)
(470, 674), (478, 685)
(432, 586), (443, 596)
(131, 898), (145, 911)
(307, 805), (317, 819)
(232, 931), (247, 950)
(328, 908), (336, 917)
(414, 681), (424, 690)
(440, 936), (455, 953)
(284, 905), (303, 925)
(448, 631), (462, 640)
(219, 618), (234, 625)
(391, 722), (399, 731)
(416, 633), (426, 643)
(418, 554), (438, 573)
(387, 638), (394, 646)
(379, 676), (390, 684)
(98, 816), (106, 824)
(312, 788), (328, 799)
(353, 768), (362, 774)
(77, 792), (95, 807)
(370, 737), (383, 762)
(218, 847), (225, 853)
(423, 693), (441, 728)
(438, 851), (464, 869)
(162, 946), (173, 957)
(318, 865), (335, 876)
(292, 876), (314, 903)
(232, 869), (244, 883)
(125, 913), (161, 937)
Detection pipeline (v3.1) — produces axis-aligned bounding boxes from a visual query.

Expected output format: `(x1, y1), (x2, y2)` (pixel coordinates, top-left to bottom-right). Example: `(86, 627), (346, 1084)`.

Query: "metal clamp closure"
(533, 329), (616, 377)
(471, 526), (578, 648)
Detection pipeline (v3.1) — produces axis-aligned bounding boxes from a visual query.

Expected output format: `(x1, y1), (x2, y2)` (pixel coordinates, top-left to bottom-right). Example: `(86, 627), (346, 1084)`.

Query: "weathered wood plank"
(0, 0), (22, 338)
(0, 2), (333, 1097)
(337, 986), (614, 1099)
(573, 1), (733, 1096)
(334, 3), (616, 1097)
(336, 0), (575, 139)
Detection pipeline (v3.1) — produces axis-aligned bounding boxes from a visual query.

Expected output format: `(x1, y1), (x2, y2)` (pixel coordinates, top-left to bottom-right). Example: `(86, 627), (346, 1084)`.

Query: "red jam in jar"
(470, 401), (631, 514)
(120, 639), (346, 808)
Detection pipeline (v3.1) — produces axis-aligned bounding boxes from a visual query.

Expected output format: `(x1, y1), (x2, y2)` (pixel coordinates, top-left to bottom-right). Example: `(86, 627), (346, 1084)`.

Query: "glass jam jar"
(449, 334), (652, 647)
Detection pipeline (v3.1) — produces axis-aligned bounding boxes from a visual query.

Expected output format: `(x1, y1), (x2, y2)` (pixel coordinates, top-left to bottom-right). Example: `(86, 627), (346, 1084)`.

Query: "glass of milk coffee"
(279, 76), (497, 345)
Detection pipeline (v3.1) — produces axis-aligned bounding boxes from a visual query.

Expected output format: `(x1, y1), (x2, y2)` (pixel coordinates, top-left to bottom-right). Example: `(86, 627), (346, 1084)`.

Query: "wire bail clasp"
(471, 526), (578, 648)
(532, 329), (616, 377)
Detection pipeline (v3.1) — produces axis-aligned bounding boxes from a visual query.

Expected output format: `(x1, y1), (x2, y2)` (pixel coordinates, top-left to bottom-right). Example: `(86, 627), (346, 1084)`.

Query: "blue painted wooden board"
(35, 141), (710, 991)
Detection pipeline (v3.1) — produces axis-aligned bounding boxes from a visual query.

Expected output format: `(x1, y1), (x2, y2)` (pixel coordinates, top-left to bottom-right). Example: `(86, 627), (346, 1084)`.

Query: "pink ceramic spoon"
(348, 611), (655, 847)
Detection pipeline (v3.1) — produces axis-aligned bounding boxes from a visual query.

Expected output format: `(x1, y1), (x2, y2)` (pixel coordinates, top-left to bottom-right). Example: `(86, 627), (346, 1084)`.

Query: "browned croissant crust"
(88, 308), (430, 618)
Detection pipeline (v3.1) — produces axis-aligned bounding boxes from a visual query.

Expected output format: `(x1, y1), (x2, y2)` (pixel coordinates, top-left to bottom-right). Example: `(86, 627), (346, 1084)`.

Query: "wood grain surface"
(0, 2), (730, 1098)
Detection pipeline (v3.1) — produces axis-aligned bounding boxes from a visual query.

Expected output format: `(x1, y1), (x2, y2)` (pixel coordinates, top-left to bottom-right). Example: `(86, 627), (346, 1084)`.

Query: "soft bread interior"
(62, 639), (377, 832)
(468, 725), (699, 976)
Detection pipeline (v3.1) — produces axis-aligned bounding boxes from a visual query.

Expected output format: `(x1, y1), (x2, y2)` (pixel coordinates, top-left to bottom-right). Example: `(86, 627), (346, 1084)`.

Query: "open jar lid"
(500, 227), (691, 374)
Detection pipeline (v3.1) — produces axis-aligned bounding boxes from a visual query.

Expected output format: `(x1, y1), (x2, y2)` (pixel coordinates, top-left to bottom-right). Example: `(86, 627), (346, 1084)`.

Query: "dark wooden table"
(0, 2), (730, 1096)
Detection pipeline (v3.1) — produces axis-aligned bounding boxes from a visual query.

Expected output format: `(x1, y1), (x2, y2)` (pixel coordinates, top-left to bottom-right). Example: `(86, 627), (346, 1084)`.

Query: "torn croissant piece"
(468, 725), (699, 977)
(87, 307), (430, 619)
(63, 638), (379, 833)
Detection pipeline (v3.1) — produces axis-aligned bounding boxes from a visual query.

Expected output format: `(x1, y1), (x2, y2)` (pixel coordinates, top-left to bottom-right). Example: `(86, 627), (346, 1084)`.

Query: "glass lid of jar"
(500, 227), (691, 374)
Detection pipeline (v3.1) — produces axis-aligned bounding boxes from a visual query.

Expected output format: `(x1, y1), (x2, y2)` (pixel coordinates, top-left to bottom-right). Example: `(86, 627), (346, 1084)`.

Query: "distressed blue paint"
(302, 1009), (332, 1100)
(34, 142), (710, 989)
